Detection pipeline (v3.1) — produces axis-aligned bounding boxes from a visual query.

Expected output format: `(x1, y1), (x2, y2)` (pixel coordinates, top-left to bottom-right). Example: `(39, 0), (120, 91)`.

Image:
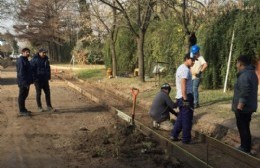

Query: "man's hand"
(182, 99), (190, 108)
(237, 103), (244, 111)
(170, 110), (178, 117)
(195, 71), (202, 78)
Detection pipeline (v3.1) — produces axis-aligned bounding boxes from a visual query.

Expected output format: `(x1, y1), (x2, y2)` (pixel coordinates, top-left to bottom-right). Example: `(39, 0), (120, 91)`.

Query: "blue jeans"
(192, 78), (200, 105)
(171, 94), (194, 143)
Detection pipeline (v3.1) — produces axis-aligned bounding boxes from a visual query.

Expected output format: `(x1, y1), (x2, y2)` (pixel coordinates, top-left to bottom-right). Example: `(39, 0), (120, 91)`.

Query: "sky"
(0, 19), (15, 34)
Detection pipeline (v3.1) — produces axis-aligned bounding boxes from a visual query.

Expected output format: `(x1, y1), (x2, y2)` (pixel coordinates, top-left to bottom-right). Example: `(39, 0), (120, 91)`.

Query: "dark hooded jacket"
(16, 56), (33, 87)
(232, 65), (258, 113)
(30, 53), (51, 83)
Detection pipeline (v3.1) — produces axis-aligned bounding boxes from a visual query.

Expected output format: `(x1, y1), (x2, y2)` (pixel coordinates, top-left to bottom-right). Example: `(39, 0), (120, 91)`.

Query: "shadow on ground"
(0, 77), (17, 85)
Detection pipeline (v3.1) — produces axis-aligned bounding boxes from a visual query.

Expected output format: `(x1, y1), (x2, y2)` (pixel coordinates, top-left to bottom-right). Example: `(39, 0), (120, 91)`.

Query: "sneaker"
(152, 121), (160, 128)
(38, 107), (44, 112)
(236, 146), (252, 155)
(194, 104), (200, 108)
(24, 109), (32, 113)
(47, 106), (55, 112)
(170, 136), (181, 141)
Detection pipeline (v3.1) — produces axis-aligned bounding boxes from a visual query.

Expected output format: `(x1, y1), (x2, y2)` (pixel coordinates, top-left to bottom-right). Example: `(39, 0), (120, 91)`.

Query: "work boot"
(236, 146), (253, 155)
(170, 136), (181, 141)
(194, 104), (200, 108)
(38, 107), (44, 112)
(19, 111), (31, 116)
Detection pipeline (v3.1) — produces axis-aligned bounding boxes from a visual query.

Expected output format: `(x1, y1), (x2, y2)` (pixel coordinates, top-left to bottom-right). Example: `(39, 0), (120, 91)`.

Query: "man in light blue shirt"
(171, 53), (195, 144)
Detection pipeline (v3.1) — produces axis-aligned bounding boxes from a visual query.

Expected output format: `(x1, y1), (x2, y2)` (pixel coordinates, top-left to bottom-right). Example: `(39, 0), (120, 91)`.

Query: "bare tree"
(13, 0), (78, 61)
(161, 0), (205, 51)
(90, 0), (119, 77)
(99, 0), (157, 82)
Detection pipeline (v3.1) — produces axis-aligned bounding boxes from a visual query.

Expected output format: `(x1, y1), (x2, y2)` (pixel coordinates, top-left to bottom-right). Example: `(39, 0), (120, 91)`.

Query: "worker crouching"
(149, 83), (178, 131)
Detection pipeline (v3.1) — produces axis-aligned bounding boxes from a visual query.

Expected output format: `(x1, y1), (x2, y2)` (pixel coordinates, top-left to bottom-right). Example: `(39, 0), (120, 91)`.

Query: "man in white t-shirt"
(190, 45), (208, 108)
(170, 53), (195, 144)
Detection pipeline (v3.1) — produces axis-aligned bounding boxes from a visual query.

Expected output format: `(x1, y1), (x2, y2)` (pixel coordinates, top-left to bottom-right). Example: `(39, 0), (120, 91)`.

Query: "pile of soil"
(65, 122), (183, 168)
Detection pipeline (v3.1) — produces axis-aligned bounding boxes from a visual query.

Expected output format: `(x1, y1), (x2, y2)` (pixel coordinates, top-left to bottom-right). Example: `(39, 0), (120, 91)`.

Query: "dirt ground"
(53, 64), (259, 157)
(0, 66), (182, 168)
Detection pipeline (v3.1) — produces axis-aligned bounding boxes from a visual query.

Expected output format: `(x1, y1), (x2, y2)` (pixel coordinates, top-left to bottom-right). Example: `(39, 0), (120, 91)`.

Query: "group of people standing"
(149, 45), (258, 154)
(149, 44), (207, 144)
(16, 48), (54, 116)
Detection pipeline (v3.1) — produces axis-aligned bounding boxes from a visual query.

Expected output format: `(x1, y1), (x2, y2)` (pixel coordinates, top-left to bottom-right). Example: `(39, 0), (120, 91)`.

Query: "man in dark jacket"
(149, 83), (177, 131)
(30, 48), (53, 112)
(232, 55), (258, 154)
(16, 48), (33, 116)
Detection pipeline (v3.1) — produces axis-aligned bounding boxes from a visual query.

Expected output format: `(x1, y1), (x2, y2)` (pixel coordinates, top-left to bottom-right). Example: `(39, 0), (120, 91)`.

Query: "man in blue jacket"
(16, 48), (33, 116)
(232, 55), (258, 154)
(30, 48), (54, 112)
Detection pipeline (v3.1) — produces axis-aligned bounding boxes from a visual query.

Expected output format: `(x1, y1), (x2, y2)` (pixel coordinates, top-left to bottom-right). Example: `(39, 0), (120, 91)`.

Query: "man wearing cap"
(149, 83), (178, 131)
(190, 45), (207, 108)
(30, 48), (54, 112)
(171, 53), (195, 144)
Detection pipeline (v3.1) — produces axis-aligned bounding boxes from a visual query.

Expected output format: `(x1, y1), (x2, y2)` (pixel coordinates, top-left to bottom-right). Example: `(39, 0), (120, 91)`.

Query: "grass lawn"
(76, 68), (106, 80)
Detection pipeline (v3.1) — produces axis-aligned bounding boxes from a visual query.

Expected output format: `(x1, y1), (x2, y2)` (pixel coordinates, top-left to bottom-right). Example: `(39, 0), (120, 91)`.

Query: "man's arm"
(30, 58), (37, 82)
(17, 59), (27, 86)
(46, 57), (51, 80)
(237, 74), (251, 110)
(181, 78), (187, 100)
(164, 95), (177, 109)
(201, 62), (208, 72)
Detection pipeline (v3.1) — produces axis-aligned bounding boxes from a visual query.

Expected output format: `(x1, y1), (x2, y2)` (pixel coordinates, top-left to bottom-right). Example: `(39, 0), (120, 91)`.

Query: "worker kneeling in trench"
(149, 83), (178, 131)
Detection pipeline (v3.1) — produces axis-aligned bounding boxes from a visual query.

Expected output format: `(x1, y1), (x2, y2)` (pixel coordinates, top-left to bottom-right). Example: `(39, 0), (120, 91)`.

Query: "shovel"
(130, 87), (139, 126)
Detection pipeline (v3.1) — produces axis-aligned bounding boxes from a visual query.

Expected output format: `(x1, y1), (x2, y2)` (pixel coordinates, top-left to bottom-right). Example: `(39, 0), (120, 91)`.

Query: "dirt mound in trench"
(69, 122), (183, 168)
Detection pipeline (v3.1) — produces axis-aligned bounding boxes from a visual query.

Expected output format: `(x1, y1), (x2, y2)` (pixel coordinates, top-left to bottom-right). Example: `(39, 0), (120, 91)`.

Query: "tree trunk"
(111, 0), (117, 77)
(110, 40), (117, 77)
(137, 30), (145, 82)
(186, 34), (190, 53)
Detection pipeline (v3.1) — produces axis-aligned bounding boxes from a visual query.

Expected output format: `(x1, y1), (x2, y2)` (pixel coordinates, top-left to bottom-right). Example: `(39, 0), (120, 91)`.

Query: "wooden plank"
(206, 136), (260, 168)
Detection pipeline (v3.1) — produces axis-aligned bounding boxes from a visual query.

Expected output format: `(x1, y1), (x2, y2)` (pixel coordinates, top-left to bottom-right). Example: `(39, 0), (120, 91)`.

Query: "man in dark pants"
(171, 53), (195, 144)
(149, 83), (177, 131)
(232, 55), (258, 154)
(30, 48), (54, 112)
(16, 48), (33, 116)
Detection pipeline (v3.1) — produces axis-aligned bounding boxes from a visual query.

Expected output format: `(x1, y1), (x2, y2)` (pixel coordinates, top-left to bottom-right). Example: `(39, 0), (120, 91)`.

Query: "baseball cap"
(39, 48), (48, 53)
(161, 83), (171, 92)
